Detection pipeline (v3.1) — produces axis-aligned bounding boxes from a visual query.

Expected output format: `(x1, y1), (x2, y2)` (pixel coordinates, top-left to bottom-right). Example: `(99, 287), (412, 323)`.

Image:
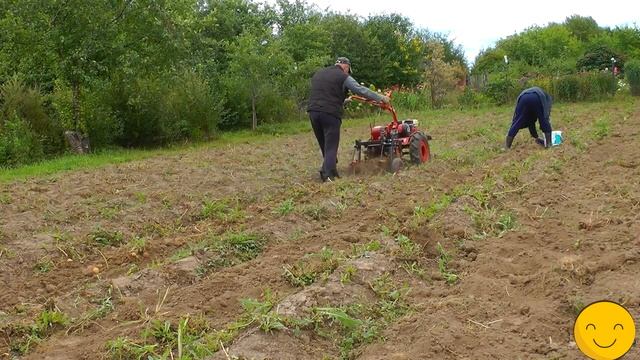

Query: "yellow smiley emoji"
(574, 300), (636, 360)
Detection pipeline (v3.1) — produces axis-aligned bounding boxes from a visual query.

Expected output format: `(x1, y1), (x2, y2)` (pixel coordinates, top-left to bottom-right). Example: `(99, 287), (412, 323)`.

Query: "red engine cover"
(371, 126), (384, 141)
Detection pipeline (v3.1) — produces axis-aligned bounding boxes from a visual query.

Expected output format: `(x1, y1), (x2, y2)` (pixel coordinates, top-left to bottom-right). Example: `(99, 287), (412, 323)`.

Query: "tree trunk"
(72, 80), (81, 131)
(251, 90), (257, 131)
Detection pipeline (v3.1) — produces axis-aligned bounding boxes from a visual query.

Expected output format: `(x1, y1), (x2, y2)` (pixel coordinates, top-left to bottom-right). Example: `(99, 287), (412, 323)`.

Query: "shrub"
(254, 86), (298, 125)
(391, 89), (431, 111)
(555, 74), (580, 102)
(483, 77), (519, 105)
(114, 75), (166, 146)
(105, 70), (223, 146)
(0, 112), (43, 167)
(1, 77), (63, 164)
(52, 80), (122, 150)
(625, 59), (640, 96)
(163, 70), (222, 140)
(457, 88), (489, 109)
(83, 83), (123, 150)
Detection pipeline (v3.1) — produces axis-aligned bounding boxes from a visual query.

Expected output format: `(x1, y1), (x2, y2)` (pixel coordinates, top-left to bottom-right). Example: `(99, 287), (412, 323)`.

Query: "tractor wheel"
(409, 132), (430, 164)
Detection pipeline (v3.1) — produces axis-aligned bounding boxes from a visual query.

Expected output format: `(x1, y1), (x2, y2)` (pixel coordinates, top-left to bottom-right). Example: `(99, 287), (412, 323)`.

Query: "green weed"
(106, 337), (158, 360)
(90, 228), (125, 247)
(0, 193), (13, 204)
(275, 198), (295, 216)
(592, 118), (610, 140)
(340, 265), (358, 284)
(283, 247), (340, 287)
(287, 228), (305, 242)
(394, 234), (422, 260)
(191, 231), (266, 275)
(69, 289), (115, 334)
(199, 198), (244, 223)
(413, 194), (453, 221)
(11, 309), (69, 355)
(34, 258), (54, 273)
(134, 192), (147, 204)
(570, 296), (586, 316)
(294, 274), (409, 359)
(302, 204), (330, 221)
(436, 243), (459, 284)
(106, 291), (283, 358)
(402, 261), (426, 279)
(53, 232), (86, 260)
(99, 205), (121, 220)
(351, 240), (382, 258)
(128, 236), (147, 255)
(496, 211), (517, 236)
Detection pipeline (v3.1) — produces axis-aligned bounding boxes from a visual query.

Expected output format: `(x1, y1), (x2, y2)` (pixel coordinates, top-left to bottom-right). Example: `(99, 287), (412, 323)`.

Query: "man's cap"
(335, 57), (352, 73)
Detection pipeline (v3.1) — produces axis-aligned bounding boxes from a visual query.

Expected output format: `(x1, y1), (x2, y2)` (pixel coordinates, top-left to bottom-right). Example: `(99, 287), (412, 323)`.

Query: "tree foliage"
(1, 2), (639, 167)
(472, 15), (640, 78)
(422, 42), (457, 109)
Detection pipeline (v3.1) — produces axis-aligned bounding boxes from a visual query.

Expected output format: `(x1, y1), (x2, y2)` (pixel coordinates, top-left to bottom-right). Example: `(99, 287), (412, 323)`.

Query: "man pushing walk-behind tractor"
(307, 56), (432, 183)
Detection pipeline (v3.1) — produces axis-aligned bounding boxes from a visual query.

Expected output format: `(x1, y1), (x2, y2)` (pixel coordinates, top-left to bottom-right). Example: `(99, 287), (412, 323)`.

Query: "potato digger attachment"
(349, 94), (432, 174)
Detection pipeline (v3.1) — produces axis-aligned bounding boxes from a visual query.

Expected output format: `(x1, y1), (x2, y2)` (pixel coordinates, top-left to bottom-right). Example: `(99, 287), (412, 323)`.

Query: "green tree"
(362, 14), (422, 87)
(564, 15), (600, 42)
(319, 13), (371, 82)
(223, 32), (293, 130)
(423, 41), (457, 109)
(279, 21), (331, 111)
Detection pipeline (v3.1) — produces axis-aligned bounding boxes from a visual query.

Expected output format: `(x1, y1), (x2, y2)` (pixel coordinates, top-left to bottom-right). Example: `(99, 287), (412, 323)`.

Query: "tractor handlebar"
(347, 92), (398, 124)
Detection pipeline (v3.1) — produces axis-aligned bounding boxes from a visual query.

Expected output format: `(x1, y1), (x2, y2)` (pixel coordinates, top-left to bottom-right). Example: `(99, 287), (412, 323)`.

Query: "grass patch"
(128, 236), (147, 255)
(68, 289), (115, 334)
(283, 247), (341, 287)
(169, 231), (266, 276)
(351, 239), (382, 258)
(436, 243), (459, 284)
(0, 193), (12, 204)
(592, 118), (611, 140)
(274, 198), (295, 216)
(393, 234), (422, 260)
(290, 273), (409, 359)
(105, 291), (281, 359)
(495, 211), (517, 236)
(302, 203), (331, 221)
(10, 309), (69, 355)
(53, 232), (87, 260)
(569, 295), (586, 316)
(34, 258), (54, 273)
(413, 194), (454, 222)
(198, 198), (244, 223)
(90, 228), (125, 247)
(134, 192), (148, 204)
(340, 264), (358, 284)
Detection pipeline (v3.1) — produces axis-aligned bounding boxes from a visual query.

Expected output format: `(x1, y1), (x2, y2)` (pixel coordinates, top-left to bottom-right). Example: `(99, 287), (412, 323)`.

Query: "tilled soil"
(1, 99), (639, 359)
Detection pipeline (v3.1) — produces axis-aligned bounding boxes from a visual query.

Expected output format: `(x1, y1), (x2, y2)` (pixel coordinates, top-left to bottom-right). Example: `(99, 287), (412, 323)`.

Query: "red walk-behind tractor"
(349, 94), (432, 173)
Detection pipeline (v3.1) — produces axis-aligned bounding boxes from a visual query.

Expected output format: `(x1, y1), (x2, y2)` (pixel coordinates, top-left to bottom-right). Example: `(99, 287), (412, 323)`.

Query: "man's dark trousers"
(309, 111), (341, 178)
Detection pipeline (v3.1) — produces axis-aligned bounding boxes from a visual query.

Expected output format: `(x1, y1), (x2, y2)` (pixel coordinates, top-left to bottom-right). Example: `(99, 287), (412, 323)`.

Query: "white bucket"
(551, 130), (563, 146)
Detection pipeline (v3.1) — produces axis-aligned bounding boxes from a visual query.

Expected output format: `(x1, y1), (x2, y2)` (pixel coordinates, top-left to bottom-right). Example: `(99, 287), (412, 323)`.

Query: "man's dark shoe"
(319, 170), (337, 183)
(544, 132), (552, 148)
(504, 135), (514, 149)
